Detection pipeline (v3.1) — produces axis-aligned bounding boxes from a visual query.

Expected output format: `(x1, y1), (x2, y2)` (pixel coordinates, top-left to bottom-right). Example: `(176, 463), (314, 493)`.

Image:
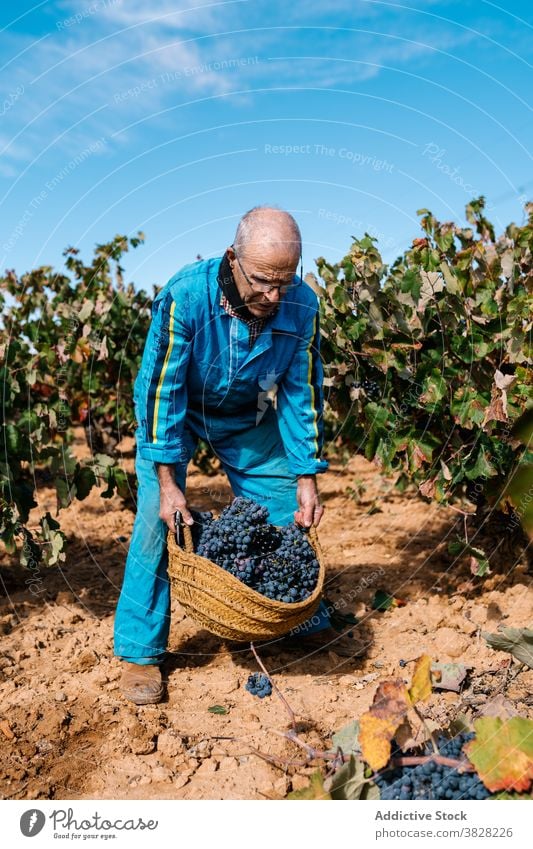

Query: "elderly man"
(114, 206), (345, 706)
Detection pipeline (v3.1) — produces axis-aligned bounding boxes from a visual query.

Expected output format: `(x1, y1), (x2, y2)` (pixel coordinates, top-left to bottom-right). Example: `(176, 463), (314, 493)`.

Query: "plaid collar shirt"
(219, 292), (278, 349)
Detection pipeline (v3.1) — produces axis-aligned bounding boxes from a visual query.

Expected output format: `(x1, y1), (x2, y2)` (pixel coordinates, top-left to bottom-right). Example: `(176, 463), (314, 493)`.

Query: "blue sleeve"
(134, 288), (192, 464)
(276, 299), (329, 476)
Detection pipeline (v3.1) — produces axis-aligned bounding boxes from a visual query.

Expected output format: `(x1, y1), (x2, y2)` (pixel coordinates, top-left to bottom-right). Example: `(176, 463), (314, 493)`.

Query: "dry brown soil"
(1, 432), (531, 800)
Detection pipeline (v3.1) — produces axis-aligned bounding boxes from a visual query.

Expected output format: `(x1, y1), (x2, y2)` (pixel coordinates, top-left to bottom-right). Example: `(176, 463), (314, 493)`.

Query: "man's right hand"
(156, 464), (194, 532)
(159, 483), (194, 532)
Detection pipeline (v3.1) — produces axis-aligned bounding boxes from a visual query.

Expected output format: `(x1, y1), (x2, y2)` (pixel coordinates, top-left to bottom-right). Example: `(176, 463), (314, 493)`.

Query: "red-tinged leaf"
(409, 441), (429, 470)
(482, 385), (509, 427)
(419, 478), (436, 498)
(470, 555), (491, 577)
(33, 381), (54, 398)
(78, 403), (89, 423)
(371, 590), (406, 612)
(465, 717), (533, 793)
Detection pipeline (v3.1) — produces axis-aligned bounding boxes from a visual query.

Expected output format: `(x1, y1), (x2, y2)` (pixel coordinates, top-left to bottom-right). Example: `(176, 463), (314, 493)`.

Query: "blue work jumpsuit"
(114, 256), (330, 663)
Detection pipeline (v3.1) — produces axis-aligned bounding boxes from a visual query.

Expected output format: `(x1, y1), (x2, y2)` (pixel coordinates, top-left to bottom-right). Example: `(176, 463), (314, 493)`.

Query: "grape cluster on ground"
(353, 377), (381, 400)
(192, 497), (320, 603)
(374, 733), (490, 800)
(245, 673), (273, 698)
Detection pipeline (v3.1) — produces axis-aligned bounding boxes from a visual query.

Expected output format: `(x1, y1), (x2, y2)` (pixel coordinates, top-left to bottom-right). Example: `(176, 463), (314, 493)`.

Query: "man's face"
(227, 244), (299, 318)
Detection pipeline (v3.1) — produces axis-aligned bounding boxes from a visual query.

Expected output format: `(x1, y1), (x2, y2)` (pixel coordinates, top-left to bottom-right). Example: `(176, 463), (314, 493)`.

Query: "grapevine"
(319, 198), (532, 519)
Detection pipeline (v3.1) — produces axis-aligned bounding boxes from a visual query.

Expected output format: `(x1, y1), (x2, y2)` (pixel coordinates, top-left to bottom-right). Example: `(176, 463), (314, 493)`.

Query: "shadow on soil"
(164, 615), (376, 680)
(0, 534), (124, 627)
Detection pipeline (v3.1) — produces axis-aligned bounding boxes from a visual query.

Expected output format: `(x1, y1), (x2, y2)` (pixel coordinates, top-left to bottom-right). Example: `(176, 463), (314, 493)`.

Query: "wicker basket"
(167, 522), (325, 642)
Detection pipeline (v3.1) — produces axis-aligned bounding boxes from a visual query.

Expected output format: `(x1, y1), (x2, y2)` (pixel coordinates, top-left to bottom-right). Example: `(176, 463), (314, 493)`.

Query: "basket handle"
(182, 523), (195, 553)
(306, 524), (324, 560)
(307, 525), (318, 543)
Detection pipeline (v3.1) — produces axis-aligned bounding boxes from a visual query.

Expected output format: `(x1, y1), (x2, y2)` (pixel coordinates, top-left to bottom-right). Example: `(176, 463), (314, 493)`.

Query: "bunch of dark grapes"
(245, 672), (272, 698)
(355, 377), (381, 401)
(194, 497), (319, 603)
(374, 733), (490, 800)
(253, 522), (319, 603)
(187, 509), (214, 551)
(195, 497), (269, 573)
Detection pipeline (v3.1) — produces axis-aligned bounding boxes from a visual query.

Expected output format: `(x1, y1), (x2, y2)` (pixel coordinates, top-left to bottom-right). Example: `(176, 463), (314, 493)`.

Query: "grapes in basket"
(193, 497), (319, 603)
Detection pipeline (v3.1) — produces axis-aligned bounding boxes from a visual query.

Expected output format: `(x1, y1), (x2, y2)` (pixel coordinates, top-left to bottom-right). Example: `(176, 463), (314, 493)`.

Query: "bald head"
(233, 206), (301, 266)
(226, 206), (302, 318)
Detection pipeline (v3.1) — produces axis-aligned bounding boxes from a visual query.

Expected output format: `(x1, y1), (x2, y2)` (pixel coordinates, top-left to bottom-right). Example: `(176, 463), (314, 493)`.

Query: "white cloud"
(266, 27), (478, 86)
(89, 0), (240, 30)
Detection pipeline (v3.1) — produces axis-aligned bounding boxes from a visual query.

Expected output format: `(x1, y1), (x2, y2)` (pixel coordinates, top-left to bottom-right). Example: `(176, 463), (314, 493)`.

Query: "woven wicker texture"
(167, 522), (325, 642)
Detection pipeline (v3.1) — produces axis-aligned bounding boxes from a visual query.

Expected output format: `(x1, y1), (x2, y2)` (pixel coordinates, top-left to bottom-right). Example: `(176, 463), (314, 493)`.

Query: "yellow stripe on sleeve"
(152, 300), (176, 444)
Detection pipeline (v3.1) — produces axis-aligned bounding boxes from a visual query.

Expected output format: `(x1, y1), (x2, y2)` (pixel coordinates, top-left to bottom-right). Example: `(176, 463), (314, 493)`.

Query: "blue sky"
(1, 0), (532, 291)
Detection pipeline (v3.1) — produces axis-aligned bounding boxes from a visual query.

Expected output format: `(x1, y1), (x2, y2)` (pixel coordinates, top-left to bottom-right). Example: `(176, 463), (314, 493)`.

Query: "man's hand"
(156, 463), (194, 532)
(294, 474), (324, 528)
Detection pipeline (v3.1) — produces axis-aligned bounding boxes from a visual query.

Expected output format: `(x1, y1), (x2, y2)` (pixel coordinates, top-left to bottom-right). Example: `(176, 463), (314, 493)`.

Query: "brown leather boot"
(119, 662), (164, 705)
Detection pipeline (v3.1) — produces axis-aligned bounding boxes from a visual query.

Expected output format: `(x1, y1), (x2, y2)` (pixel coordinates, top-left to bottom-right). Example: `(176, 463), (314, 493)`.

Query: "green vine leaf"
(324, 756), (380, 800)
(482, 628), (533, 668)
(287, 771), (331, 800)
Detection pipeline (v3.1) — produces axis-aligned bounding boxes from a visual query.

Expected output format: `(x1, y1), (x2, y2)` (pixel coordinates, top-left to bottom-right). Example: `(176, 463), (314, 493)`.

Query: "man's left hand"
(294, 474), (324, 528)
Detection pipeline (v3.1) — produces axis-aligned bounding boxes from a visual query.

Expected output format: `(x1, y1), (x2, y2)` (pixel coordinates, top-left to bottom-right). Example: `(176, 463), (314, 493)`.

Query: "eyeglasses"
(232, 249), (302, 295)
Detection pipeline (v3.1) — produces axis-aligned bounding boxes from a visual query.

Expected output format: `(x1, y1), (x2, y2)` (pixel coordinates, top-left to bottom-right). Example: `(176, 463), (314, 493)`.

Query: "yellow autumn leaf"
(409, 654), (433, 704)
